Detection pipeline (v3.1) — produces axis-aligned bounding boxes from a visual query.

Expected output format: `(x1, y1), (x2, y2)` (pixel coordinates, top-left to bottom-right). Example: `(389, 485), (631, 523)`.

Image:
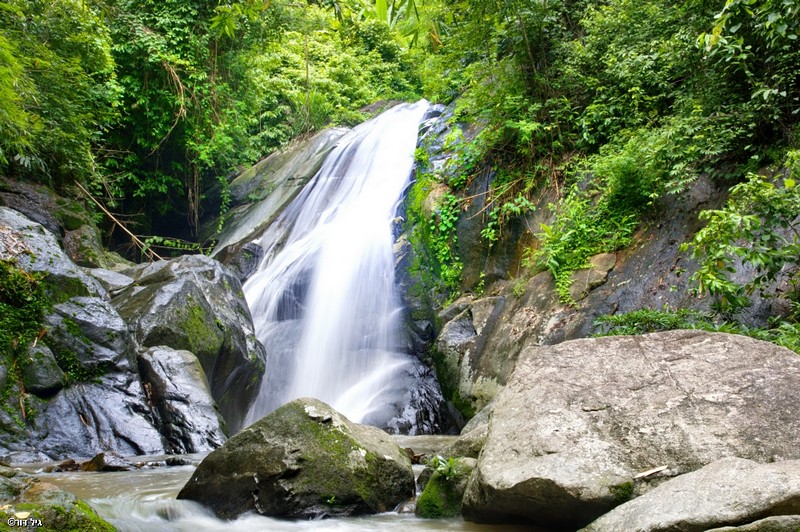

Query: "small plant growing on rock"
(429, 455), (461, 482)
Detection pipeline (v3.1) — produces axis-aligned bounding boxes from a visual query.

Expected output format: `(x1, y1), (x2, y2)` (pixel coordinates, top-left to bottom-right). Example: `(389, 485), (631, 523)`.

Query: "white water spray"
(243, 101), (438, 430)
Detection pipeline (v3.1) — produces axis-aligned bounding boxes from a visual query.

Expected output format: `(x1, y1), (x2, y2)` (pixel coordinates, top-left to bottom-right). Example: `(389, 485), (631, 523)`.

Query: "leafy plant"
(533, 184), (638, 302)
(595, 307), (800, 354)
(428, 455), (462, 482)
(684, 152), (800, 312)
(429, 192), (463, 293)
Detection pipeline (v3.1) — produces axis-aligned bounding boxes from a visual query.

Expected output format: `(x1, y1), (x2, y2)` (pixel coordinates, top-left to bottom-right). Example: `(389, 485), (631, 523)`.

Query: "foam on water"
(242, 101), (440, 432)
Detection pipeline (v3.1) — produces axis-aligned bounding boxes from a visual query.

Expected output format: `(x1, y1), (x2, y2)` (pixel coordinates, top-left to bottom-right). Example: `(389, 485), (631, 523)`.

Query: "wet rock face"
(462, 330), (800, 530)
(113, 254), (266, 432)
(0, 206), (237, 462)
(583, 458), (800, 532)
(138, 346), (227, 453)
(0, 206), (104, 303)
(35, 381), (165, 459)
(207, 127), (349, 271)
(178, 398), (415, 520)
(45, 296), (138, 375)
(21, 345), (66, 397)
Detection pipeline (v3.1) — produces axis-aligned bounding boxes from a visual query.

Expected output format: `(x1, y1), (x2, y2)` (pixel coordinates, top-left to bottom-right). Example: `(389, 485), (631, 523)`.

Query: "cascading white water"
(242, 101), (439, 431)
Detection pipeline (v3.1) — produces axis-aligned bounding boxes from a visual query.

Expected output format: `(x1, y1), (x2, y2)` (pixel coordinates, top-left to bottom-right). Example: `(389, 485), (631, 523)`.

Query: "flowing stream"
(242, 101), (441, 432)
(29, 450), (528, 531)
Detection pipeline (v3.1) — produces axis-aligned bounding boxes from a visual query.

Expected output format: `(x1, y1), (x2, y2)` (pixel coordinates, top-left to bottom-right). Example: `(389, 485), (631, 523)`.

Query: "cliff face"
(400, 105), (793, 426)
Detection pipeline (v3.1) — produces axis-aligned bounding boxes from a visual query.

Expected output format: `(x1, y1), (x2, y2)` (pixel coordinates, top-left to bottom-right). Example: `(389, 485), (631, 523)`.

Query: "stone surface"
(433, 296), (508, 418)
(208, 127), (348, 267)
(113, 254), (266, 432)
(0, 177), (64, 238)
(178, 398), (415, 519)
(33, 380), (165, 460)
(0, 464), (114, 531)
(21, 345), (66, 398)
(442, 423), (487, 460)
(63, 223), (134, 271)
(138, 346), (227, 453)
(707, 516), (800, 532)
(462, 330), (800, 529)
(79, 452), (135, 472)
(583, 458), (800, 532)
(569, 252), (617, 302)
(45, 296), (138, 375)
(0, 207), (104, 303)
(85, 267), (134, 293)
(416, 457), (477, 519)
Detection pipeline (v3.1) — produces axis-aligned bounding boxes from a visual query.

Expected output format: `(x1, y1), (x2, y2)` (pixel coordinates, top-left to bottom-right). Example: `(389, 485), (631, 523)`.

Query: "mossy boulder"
(415, 457), (476, 519)
(112, 255), (266, 432)
(0, 465), (115, 531)
(63, 224), (133, 272)
(0, 207), (104, 304)
(177, 398), (415, 519)
(20, 345), (66, 397)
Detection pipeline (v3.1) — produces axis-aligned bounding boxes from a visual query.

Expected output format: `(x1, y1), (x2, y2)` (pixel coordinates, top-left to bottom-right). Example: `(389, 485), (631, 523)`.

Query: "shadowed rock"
(138, 346), (227, 453)
(178, 398), (414, 519)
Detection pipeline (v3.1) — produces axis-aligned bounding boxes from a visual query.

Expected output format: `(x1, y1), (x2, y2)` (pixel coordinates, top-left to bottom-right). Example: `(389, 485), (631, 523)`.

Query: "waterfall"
(242, 101), (441, 432)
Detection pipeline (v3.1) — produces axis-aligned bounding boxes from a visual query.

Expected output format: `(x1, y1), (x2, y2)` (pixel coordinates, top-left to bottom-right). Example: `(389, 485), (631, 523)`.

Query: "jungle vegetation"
(1, 0), (798, 346)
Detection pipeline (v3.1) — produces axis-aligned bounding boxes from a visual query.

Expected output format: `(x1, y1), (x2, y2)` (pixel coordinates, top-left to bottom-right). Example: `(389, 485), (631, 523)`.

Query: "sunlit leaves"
(685, 152), (800, 312)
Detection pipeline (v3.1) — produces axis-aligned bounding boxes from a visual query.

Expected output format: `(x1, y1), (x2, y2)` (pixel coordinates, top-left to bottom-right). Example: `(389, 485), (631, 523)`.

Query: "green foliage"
(428, 455), (462, 481)
(533, 184), (638, 302)
(0, 260), (49, 359)
(142, 235), (205, 257)
(428, 192), (463, 294)
(609, 481), (634, 503)
(0, 0), (119, 184)
(0, 259), (49, 425)
(53, 348), (107, 385)
(595, 307), (800, 354)
(685, 152), (800, 312)
(595, 307), (722, 336)
(700, 0), (800, 126)
(414, 0), (799, 300)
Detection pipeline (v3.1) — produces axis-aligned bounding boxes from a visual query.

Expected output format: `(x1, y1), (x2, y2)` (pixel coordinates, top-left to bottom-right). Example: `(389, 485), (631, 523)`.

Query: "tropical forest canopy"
(1, 0), (798, 332)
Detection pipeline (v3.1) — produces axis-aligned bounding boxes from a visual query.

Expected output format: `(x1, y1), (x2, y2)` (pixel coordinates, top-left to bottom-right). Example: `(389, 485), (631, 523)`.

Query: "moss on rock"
(415, 457), (476, 519)
(0, 466), (115, 532)
(178, 398), (415, 520)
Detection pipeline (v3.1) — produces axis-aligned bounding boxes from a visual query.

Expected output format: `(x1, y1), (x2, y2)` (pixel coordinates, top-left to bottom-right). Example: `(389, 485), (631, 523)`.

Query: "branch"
(74, 182), (164, 261)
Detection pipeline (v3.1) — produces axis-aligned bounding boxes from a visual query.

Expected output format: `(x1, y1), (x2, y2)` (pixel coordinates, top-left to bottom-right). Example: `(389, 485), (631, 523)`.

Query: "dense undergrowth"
(0, 0), (423, 248)
(407, 0), (799, 349)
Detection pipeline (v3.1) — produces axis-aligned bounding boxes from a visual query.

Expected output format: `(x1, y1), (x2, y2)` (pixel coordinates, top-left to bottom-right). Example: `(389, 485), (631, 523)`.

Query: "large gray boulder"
(462, 330), (800, 529)
(178, 398), (415, 519)
(138, 346), (227, 453)
(0, 206), (104, 303)
(45, 296), (138, 376)
(113, 254), (266, 432)
(583, 457), (800, 531)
